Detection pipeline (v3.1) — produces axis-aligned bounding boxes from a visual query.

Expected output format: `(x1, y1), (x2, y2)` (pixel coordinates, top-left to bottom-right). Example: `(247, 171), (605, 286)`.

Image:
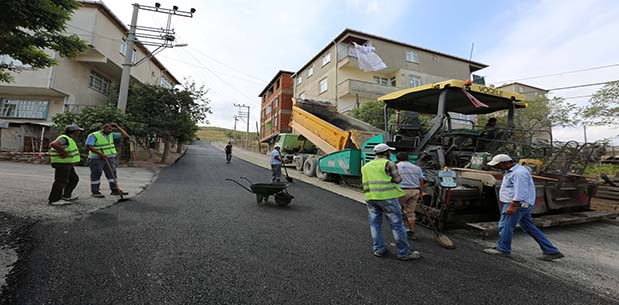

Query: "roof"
(78, 1), (180, 85)
(378, 79), (527, 115)
(295, 28), (489, 76)
(258, 70), (295, 97)
(497, 82), (549, 93)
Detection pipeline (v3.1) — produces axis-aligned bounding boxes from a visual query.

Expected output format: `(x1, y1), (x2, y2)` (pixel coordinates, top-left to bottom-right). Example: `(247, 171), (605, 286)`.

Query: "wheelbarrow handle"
(225, 178), (254, 193)
(240, 176), (255, 185)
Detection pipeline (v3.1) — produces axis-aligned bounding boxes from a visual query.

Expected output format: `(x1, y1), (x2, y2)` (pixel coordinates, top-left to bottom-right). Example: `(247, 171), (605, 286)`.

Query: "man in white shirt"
(270, 145), (282, 182)
(396, 152), (424, 240)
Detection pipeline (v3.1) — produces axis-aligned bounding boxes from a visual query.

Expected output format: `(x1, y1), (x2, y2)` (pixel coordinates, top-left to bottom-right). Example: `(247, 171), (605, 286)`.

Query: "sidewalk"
(0, 161), (157, 220)
(212, 142), (365, 203)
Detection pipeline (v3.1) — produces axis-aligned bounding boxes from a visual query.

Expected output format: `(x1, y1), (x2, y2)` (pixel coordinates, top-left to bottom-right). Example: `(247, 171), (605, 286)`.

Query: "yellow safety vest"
(361, 158), (405, 200)
(50, 135), (80, 164)
(88, 131), (117, 157)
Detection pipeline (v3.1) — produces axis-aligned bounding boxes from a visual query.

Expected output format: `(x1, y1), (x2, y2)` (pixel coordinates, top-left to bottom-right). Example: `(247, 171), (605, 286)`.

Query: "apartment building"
(258, 71), (294, 143)
(293, 29), (488, 114)
(0, 1), (179, 152)
(496, 82), (549, 101)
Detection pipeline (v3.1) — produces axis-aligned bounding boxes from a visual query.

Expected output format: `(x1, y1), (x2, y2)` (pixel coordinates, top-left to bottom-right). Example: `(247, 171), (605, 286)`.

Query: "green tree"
(351, 101), (386, 129)
(126, 81), (211, 162)
(0, 0), (87, 82)
(580, 81), (619, 128)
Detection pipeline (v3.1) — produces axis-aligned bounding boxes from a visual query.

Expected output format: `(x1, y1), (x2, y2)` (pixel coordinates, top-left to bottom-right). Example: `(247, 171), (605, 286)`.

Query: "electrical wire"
(522, 80), (615, 94)
(491, 63), (619, 85)
(188, 47), (269, 84)
(181, 48), (260, 106)
(157, 55), (266, 85)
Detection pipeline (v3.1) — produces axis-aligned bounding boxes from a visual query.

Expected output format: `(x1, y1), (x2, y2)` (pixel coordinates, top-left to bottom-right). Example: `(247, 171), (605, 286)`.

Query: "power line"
(562, 94), (594, 100)
(491, 63), (619, 85)
(157, 54), (266, 85)
(188, 46), (269, 84)
(182, 48), (260, 105)
(523, 80), (614, 94)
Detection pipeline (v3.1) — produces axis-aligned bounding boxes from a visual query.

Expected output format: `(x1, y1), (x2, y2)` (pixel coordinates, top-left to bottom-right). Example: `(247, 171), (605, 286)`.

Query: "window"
(275, 80), (279, 90)
(296, 76), (302, 85)
(120, 38), (127, 55)
(319, 78), (328, 93)
(274, 97), (279, 108)
(274, 113), (278, 128)
(406, 50), (419, 63)
(299, 92), (306, 100)
(373, 76), (388, 86)
(89, 70), (111, 95)
(408, 75), (421, 88)
(131, 49), (137, 64)
(0, 98), (49, 119)
(390, 77), (396, 87)
(265, 103), (272, 115)
(262, 109), (266, 118)
(518, 86), (525, 93)
(307, 66), (314, 77)
(322, 53), (331, 66)
(159, 76), (172, 89)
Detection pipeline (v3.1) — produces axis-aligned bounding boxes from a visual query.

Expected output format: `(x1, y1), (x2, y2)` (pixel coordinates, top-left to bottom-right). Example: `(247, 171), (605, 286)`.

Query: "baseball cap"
(373, 143), (395, 153)
(487, 154), (513, 166)
(66, 125), (84, 132)
(274, 144), (281, 148)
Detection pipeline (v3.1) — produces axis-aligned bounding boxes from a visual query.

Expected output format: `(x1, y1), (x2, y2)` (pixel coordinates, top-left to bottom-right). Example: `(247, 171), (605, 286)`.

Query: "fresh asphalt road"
(4, 142), (616, 305)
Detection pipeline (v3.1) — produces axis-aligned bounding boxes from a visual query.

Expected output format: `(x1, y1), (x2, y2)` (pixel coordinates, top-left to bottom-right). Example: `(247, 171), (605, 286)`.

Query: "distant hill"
(196, 126), (258, 143)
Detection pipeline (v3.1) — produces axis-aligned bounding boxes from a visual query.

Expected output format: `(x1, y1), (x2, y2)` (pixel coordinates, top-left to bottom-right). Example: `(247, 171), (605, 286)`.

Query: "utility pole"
(117, 3), (195, 112)
(234, 104), (250, 149)
(583, 124), (588, 143)
(233, 115), (238, 131)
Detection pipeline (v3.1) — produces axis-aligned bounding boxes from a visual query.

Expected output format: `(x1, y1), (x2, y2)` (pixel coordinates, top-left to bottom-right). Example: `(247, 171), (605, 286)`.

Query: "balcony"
(337, 79), (402, 100)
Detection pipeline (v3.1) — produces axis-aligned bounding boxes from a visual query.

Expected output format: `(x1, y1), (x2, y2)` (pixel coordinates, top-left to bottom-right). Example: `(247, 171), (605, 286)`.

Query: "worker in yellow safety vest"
(86, 123), (129, 198)
(48, 125), (84, 206)
(361, 143), (421, 261)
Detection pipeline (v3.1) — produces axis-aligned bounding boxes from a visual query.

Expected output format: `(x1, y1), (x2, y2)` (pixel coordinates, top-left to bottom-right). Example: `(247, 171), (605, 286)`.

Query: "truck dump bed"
(290, 98), (382, 154)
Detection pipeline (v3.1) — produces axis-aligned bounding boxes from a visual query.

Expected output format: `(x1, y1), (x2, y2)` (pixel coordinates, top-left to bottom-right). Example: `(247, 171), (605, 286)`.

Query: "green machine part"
(318, 149), (362, 176)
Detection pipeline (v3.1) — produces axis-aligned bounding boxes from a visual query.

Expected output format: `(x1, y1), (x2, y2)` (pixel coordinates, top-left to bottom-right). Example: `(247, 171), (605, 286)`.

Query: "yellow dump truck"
(288, 98), (383, 180)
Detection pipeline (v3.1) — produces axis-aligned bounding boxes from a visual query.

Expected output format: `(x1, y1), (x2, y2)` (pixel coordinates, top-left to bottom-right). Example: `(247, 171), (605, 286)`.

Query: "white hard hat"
(487, 154), (513, 166)
(274, 144), (281, 148)
(373, 143), (395, 153)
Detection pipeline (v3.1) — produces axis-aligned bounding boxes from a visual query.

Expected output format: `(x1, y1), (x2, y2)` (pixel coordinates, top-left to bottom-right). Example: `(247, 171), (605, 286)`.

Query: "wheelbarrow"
(226, 176), (294, 206)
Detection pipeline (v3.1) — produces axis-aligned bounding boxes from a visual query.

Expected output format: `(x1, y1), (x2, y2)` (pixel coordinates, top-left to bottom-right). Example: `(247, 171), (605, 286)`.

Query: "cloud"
(476, 0), (619, 143)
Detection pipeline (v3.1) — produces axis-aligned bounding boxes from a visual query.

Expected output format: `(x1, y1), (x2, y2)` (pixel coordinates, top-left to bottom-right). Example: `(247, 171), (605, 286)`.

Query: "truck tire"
(316, 164), (331, 181)
(294, 155), (306, 171)
(303, 158), (317, 177)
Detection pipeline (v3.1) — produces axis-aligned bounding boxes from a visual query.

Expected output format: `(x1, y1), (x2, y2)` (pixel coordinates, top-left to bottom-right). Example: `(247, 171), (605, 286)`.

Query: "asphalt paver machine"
(378, 80), (596, 230)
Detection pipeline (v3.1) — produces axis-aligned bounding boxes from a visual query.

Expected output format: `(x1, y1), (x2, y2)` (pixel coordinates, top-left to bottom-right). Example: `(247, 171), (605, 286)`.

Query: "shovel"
(105, 158), (130, 202)
(417, 199), (455, 249)
(283, 164), (293, 182)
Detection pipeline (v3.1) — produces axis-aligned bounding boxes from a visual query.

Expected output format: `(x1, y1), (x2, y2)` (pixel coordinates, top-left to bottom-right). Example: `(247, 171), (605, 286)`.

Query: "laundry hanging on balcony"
(352, 42), (387, 72)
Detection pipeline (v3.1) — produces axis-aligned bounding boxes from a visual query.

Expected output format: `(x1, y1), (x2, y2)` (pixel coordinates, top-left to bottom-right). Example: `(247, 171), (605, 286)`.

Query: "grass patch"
(584, 164), (619, 176)
(196, 126), (258, 143)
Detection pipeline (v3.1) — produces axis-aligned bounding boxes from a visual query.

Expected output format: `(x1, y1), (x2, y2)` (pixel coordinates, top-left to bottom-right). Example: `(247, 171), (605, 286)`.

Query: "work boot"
(407, 231), (417, 240)
(397, 251), (422, 261)
(373, 249), (388, 257)
(111, 190), (129, 196)
(91, 192), (105, 198)
(483, 247), (511, 257)
(62, 195), (78, 201)
(49, 199), (72, 206)
(537, 252), (565, 261)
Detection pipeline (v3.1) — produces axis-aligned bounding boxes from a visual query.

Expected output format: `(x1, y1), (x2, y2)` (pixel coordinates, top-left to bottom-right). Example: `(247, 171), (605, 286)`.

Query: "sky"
(100, 0), (619, 143)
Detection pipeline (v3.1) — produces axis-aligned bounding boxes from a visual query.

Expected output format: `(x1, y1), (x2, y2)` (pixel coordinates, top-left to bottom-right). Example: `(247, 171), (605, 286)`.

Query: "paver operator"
(361, 143), (421, 261)
(396, 152), (425, 240)
(270, 145), (282, 182)
(48, 125), (84, 206)
(86, 123), (129, 198)
(483, 154), (564, 261)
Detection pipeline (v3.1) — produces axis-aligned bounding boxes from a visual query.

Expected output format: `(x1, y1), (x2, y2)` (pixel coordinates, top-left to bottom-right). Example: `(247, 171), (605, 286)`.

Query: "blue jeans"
(497, 203), (560, 254)
(88, 157), (118, 193)
(367, 198), (411, 257)
(271, 164), (281, 182)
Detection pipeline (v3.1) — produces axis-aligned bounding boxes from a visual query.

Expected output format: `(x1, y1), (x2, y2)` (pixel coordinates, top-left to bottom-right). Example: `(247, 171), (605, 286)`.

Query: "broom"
(417, 196), (455, 249)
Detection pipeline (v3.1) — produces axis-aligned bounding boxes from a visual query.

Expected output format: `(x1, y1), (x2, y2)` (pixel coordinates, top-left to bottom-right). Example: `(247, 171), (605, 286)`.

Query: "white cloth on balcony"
(352, 42), (387, 72)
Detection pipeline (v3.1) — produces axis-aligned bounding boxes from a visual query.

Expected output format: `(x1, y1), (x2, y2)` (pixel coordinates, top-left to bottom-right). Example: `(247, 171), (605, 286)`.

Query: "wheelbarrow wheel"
(274, 192), (294, 206)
